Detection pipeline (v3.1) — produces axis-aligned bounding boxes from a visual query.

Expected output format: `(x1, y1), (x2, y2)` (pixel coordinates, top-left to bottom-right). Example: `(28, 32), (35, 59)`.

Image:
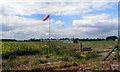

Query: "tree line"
(1, 36), (118, 42)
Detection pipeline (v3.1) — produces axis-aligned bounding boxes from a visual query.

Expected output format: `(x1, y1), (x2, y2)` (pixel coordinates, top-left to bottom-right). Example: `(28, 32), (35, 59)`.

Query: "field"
(0, 41), (120, 71)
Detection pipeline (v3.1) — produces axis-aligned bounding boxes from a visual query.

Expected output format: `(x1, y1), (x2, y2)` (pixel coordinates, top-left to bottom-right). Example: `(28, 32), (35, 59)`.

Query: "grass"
(1, 41), (118, 71)
(2, 42), (49, 59)
(85, 52), (102, 60)
(2, 59), (30, 67)
(35, 53), (41, 58)
(73, 62), (79, 66)
(86, 64), (91, 67)
(39, 59), (48, 64)
(50, 57), (63, 62)
(45, 55), (50, 58)
(92, 65), (100, 69)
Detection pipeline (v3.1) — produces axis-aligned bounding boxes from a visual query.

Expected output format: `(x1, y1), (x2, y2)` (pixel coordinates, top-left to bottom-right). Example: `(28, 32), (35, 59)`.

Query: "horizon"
(0, 35), (118, 40)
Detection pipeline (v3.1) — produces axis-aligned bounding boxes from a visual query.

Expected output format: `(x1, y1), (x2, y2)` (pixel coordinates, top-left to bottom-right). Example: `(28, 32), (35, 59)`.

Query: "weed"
(35, 53), (41, 58)
(61, 56), (69, 61)
(92, 65), (100, 69)
(86, 64), (91, 67)
(45, 55), (50, 58)
(39, 60), (48, 64)
(73, 62), (79, 66)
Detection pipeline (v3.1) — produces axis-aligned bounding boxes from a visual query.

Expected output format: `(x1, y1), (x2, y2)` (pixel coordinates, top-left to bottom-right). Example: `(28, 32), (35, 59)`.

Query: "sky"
(0, 0), (119, 40)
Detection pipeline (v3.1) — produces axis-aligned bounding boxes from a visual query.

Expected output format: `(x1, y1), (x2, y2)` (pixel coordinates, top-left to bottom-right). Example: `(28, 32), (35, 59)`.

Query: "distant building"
(64, 40), (73, 43)
(64, 39), (78, 43)
(115, 39), (118, 41)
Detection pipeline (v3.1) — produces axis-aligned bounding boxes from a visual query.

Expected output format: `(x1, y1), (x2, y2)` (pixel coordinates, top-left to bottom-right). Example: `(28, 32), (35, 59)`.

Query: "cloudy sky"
(0, 0), (119, 40)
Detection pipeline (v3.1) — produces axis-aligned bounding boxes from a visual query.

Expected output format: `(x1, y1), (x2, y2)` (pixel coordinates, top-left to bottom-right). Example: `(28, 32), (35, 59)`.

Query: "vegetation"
(1, 42), (49, 59)
(106, 36), (117, 41)
(1, 41), (118, 71)
(85, 52), (101, 60)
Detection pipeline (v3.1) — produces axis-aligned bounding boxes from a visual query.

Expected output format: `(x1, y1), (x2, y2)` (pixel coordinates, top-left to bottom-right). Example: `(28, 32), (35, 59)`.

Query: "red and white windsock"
(43, 14), (50, 21)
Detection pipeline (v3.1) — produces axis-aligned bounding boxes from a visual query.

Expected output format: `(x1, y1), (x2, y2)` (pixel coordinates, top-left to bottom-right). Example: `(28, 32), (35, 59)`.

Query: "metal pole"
(49, 18), (50, 42)
(103, 45), (118, 61)
(117, 15), (119, 61)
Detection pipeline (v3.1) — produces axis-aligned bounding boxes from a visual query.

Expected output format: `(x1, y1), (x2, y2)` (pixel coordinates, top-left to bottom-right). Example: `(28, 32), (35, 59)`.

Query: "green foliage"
(45, 55), (50, 58)
(52, 57), (62, 61)
(86, 64), (90, 67)
(40, 45), (50, 54)
(2, 59), (30, 67)
(32, 61), (39, 66)
(92, 65), (100, 69)
(35, 53), (41, 58)
(106, 36), (117, 41)
(32, 59), (48, 66)
(23, 59), (29, 65)
(70, 52), (84, 59)
(9, 55), (16, 60)
(73, 62), (79, 66)
(39, 60), (48, 64)
(61, 56), (69, 61)
(70, 66), (76, 68)
(79, 61), (87, 64)
(2, 42), (49, 59)
(85, 52), (101, 60)
(113, 54), (120, 60)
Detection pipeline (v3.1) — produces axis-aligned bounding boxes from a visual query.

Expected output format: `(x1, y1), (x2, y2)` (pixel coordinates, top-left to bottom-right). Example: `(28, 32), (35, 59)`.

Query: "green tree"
(106, 36), (117, 41)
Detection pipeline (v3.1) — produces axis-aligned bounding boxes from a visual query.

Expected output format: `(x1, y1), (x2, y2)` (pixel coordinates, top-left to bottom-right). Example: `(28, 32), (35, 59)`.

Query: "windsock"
(43, 14), (50, 21)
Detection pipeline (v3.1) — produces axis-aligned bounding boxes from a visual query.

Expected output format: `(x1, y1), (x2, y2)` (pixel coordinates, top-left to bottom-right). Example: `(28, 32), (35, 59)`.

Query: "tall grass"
(2, 42), (102, 60)
(2, 42), (49, 59)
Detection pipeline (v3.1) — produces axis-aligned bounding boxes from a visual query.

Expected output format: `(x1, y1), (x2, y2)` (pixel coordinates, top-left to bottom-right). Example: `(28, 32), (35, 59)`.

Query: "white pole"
(49, 18), (50, 42)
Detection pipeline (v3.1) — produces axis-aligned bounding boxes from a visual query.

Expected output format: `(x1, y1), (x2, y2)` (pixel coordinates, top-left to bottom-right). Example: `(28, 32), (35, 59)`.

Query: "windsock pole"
(49, 18), (50, 42)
